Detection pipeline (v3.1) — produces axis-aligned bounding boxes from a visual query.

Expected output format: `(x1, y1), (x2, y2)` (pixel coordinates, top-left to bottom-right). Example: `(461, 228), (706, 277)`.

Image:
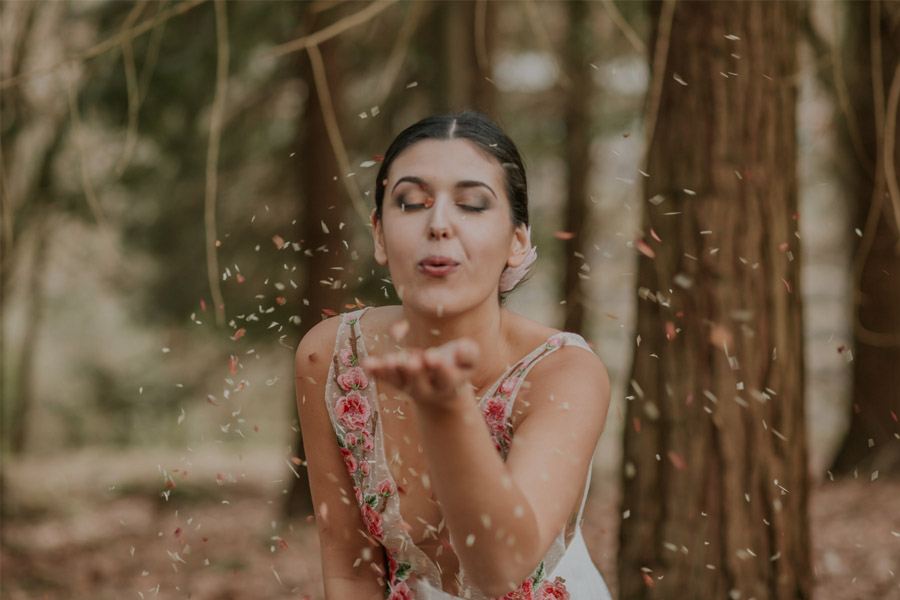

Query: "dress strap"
(484, 331), (597, 459)
(576, 460), (593, 525)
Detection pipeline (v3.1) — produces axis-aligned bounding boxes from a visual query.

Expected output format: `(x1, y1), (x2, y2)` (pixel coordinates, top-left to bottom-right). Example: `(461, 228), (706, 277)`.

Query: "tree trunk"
(562, 0), (592, 334)
(829, 1), (900, 477)
(618, 3), (812, 599)
(429, 0), (497, 115)
(284, 3), (350, 518)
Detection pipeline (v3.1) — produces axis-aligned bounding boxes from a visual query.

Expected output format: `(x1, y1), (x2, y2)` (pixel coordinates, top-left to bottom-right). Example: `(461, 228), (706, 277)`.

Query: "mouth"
(418, 256), (460, 278)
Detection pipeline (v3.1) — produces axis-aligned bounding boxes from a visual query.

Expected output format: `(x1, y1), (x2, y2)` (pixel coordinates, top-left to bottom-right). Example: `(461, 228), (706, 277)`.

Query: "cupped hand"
(361, 338), (480, 411)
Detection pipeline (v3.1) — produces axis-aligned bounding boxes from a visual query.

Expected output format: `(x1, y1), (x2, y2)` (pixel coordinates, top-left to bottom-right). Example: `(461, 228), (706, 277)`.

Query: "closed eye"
(397, 196), (486, 213)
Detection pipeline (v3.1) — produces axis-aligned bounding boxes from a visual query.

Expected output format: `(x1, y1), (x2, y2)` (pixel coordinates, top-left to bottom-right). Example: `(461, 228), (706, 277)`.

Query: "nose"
(427, 196), (454, 240)
(429, 223), (451, 240)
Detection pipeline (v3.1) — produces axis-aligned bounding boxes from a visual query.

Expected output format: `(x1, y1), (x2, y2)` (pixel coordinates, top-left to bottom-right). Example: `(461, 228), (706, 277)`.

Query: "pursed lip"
(418, 255), (461, 267)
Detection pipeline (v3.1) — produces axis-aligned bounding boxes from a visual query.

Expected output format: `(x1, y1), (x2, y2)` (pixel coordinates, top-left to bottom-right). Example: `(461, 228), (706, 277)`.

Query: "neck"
(397, 298), (511, 395)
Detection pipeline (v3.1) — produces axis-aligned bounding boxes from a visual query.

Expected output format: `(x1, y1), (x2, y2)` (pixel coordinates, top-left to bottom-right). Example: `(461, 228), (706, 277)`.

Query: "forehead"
(386, 138), (505, 189)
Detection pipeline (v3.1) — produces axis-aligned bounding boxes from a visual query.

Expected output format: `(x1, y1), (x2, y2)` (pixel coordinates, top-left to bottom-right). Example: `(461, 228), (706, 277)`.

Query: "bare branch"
(375, 0), (429, 104)
(114, 2), (146, 176)
(205, 0), (229, 327)
(264, 0), (400, 60)
(601, 0), (646, 56)
(0, 0), (207, 91)
(306, 42), (370, 228)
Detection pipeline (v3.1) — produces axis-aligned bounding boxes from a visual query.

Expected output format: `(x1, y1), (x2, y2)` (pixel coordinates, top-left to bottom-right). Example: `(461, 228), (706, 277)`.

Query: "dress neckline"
(353, 305), (565, 403)
(339, 306), (585, 597)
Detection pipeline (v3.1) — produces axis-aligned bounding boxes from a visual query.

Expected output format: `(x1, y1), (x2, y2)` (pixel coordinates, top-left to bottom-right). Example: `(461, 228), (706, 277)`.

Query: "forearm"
(413, 390), (542, 594)
(324, 576), (384, 600)
(320, 538), (385, 599)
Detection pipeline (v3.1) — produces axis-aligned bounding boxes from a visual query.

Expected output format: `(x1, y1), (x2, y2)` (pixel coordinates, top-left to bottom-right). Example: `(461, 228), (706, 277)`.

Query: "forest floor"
(2, 450), (898, 600)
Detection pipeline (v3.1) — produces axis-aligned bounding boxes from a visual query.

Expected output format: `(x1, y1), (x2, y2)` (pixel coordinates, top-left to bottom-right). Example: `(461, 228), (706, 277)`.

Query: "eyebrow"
(390, 176), (497, 200)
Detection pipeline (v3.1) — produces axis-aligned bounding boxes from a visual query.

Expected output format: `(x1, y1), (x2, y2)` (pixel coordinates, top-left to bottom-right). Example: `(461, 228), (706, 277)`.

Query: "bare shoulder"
(512, 333), (611, 432)
(294, 313), (343, 377)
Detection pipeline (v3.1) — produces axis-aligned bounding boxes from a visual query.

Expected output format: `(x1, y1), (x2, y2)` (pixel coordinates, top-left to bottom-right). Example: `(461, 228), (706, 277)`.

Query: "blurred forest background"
(1, 0), (898, 599)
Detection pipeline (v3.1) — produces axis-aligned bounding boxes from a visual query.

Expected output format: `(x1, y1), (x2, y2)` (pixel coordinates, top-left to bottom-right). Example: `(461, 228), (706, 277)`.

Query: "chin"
(401, 287), (490, 318)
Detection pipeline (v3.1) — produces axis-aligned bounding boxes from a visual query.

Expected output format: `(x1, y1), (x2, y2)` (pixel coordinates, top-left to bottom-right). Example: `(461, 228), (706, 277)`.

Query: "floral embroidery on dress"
(328, 313), (414, 597)
(495, 560), (570, 600)
(328, 312), (574, 600)
(482, 336), (564, 457)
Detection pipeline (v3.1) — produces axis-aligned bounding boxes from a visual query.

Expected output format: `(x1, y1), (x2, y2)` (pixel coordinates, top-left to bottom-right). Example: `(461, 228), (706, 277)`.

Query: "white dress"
(323, 307), (613, 599)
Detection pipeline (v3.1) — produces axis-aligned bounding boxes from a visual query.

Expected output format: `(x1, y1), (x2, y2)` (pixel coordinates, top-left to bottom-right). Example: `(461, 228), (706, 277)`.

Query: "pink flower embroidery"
(340, 447), (358, 475)
(387, 549), (399, 581)
(498, 577), (533, 600)
(387, 580), (412, 600)
(377, 478), (394, 496)
(339, 346), (354, 367)
(359, 460), (370, 476)
(345, 432), (358, 447)
(483, 396), (507, 433)
(361, 429), (375, 452)
(499, 376), (519, 395)
(536, 577), (569, 599)
(547, 337), (563, 349)
(335, 391), (371, 431)
(362, 503), (384, 540)
(338, 366), (369, 391)
(355, 486), (363, 504)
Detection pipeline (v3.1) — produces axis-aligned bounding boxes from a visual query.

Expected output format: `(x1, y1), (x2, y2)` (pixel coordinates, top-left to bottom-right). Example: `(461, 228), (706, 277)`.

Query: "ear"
(372, 208), (388, 266)
(506, 223), (530, 268)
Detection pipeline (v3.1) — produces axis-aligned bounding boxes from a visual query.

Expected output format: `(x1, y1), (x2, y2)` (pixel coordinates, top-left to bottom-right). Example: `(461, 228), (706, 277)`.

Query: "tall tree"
(561, 0), (593, 334)
(284, 2), (351, 518)
(426, 0), (497, 115)
(829, 1), (900, 477)
(618, 3), (811, 599)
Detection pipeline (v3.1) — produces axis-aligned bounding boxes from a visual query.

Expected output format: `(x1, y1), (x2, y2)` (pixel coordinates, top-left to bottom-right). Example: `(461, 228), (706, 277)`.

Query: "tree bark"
(618, 3), (812, 598)
(829, 1), (900, 477)
(284, 2), (350, 518)
(429, 0), (497, 115)
(562, 0), (592, 335)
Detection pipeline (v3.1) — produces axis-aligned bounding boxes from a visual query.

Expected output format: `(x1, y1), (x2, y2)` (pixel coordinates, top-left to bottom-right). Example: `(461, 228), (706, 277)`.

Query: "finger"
(427, 350), (456, 391)
(395, 352), (417, 389)
(385, 355), (408, 389)
(401, 352), (432, 395)
(453, 338), (479, 370)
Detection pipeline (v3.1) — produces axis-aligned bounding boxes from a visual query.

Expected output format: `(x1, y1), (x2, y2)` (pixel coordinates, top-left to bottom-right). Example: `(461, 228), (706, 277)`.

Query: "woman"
(295, 111), (612, 599)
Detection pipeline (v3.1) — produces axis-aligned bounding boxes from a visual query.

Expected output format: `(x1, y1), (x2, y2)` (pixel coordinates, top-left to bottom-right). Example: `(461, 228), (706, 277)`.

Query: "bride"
(295, 111), (612, 599)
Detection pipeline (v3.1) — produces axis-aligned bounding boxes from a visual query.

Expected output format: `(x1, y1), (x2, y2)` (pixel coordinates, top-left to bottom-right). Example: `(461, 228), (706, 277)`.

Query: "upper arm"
(294, 317), (385, 585)
(504, 346), (611, 559)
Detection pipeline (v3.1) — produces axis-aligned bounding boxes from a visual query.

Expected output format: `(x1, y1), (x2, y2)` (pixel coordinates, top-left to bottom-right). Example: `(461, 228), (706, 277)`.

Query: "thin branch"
(264, 0), (400, 60)
(871, 2), (885, 151)
(0, 0), (207, 91)
(306, 42), (371, 228)
(205, 0), (228, 327)
(601, 0), (646, 56)
(64, 64), (108, 230)
(641, 0), (676, 169)
(523, 0), (571, 92)
(114, 2), (146, 176)
(882, 62), (900, 246)
(138, 1), (168, 104)
(830, 3), (873, 176)
(375, 0), (428, 104)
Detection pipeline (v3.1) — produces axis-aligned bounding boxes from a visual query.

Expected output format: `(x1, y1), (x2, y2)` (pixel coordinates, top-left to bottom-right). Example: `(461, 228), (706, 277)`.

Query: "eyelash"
(397, 195), (486, 213)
